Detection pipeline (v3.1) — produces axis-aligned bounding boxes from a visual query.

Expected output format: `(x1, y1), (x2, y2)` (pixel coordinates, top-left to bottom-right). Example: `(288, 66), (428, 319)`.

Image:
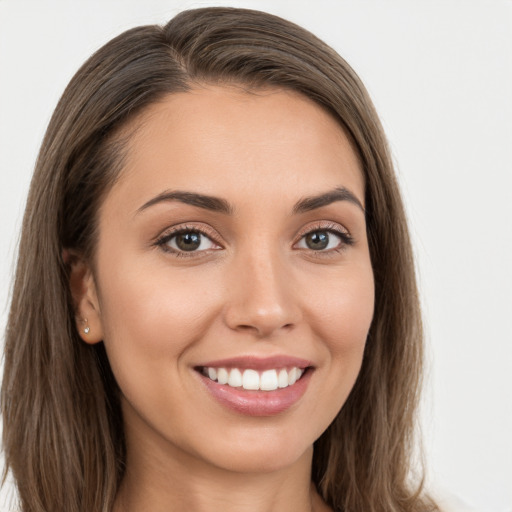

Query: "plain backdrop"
(0, 1), (511, 511)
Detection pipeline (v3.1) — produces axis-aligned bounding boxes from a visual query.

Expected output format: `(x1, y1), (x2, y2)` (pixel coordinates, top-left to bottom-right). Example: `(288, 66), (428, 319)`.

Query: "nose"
(222, 246), (301, 338)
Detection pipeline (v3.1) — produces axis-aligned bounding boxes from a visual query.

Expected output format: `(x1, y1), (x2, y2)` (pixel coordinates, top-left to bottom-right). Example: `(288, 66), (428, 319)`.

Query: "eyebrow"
(136, 186), (364, 216)
(137, 190), (233, 215)
(292, 186), (365, 214)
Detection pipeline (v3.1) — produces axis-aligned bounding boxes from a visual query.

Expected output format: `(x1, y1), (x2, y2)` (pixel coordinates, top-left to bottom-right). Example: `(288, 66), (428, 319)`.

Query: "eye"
(156, 227), (220, 255)
(294, 225), (354, 252)
(296, 230), (340, 251)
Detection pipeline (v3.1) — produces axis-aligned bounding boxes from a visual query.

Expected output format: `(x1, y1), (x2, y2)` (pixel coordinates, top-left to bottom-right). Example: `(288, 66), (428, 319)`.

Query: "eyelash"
(295, 222), (354, 256)
(154, 224), (221, 258)
(154, 222), (354, 258)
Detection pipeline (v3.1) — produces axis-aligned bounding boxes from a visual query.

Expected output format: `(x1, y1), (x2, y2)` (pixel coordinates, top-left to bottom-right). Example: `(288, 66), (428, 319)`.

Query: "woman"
(1, 7), (438, 512)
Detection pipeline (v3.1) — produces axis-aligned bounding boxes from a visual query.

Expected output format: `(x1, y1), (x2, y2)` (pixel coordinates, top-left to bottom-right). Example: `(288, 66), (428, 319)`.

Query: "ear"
(64, 249), (104, 345)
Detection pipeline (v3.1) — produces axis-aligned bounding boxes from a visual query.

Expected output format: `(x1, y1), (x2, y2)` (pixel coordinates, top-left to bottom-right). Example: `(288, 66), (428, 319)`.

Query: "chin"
(209, 443), (313, 475)
(192, 424), (316, 475)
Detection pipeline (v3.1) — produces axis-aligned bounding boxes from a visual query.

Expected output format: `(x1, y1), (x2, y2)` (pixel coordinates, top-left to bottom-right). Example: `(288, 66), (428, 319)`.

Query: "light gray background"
(0, 1), (511, 511)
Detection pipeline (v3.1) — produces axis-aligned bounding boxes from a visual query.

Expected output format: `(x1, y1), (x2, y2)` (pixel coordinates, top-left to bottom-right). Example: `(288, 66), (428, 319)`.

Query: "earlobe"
(65, 250), (104, 345)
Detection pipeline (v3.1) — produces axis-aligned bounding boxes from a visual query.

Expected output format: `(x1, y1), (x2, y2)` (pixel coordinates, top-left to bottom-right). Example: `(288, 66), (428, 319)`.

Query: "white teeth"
(242, 369), (260, 390)
(217, 367), (229, 385)
(228, 368), (242, 387)
(260, 369), (278, 391)
(278, 368), (288, 388)
(288, 367), (300, 385)
(203, 366), (305, 391)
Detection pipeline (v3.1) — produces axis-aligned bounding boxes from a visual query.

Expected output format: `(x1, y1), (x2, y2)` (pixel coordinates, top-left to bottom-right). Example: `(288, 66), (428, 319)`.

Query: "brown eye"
(158, 229), (219, 254)
(295, 226), (353, 253)
(304, 231), (330, 250)
(174, 232), (202, 251)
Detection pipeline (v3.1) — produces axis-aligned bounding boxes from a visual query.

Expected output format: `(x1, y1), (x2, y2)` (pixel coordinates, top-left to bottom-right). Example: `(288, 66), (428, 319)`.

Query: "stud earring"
(82, 318), (90, 334)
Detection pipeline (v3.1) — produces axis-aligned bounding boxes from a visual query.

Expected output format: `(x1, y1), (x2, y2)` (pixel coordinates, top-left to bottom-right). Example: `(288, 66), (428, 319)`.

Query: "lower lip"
(198, 369), (313, 416)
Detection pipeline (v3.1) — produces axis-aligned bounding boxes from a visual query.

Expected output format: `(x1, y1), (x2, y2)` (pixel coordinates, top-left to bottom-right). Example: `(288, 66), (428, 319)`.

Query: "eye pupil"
(306, 231), (329, 250)
(176, 232), (201, 251)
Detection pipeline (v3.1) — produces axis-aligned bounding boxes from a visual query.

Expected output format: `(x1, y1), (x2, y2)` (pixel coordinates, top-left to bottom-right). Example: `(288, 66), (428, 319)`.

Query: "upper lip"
(196, 355), (313, 371)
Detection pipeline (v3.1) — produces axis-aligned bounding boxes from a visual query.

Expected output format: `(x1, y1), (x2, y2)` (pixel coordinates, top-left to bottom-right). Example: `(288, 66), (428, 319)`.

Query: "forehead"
(108, 85), (364, 212)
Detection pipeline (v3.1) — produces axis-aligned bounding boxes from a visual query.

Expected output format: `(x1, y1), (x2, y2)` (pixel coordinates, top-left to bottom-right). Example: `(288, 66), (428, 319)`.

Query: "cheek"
(95, 256), (224, 381)
(306, 263), (374, 355)
(304, 261), (374, 405)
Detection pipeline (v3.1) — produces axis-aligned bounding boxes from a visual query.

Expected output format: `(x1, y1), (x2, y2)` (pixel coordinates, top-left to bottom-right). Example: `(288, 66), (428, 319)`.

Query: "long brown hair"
(2, 7), (437, 512)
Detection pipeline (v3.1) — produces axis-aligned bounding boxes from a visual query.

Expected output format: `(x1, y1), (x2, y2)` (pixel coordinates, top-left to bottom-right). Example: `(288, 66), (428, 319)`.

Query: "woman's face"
(80, 85), (374, 474)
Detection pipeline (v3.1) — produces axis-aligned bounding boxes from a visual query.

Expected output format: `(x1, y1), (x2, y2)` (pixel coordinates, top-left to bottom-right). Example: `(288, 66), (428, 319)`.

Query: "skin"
(73, 85), (374, 512)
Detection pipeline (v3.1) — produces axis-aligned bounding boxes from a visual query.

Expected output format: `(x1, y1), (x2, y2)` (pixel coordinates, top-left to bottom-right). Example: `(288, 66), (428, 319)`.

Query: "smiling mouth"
(198, 366), (308, 391)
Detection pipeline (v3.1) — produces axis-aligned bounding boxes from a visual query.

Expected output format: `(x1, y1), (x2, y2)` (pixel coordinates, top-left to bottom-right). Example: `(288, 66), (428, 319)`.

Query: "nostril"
(234, 322), (295, 337)
(236, 324), (258, 332)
